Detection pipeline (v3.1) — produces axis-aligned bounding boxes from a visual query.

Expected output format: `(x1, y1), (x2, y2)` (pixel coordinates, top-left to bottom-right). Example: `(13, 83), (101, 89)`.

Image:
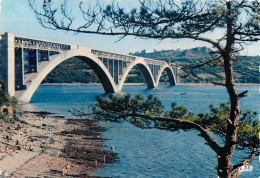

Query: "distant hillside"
(130, 47), (212, 60)
(130, 47), (260, 83)
(43, 47), (260, 84)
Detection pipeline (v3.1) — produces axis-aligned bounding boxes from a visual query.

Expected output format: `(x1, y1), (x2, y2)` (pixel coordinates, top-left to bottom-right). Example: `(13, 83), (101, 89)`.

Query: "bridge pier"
(15, 48), (25, 90)
(0, 33), (15, 96)
(28, 49), (38, 73)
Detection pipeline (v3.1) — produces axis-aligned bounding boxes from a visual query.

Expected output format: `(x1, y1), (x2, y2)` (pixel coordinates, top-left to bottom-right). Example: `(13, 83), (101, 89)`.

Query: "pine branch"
(238, 90), (248, 98)
(180, 56), (223, 78)
(92, 109), (222, 153)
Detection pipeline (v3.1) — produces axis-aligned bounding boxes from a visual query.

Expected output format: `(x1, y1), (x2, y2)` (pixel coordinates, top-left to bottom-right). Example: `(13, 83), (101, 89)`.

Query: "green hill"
(43, 47), (260, 84)
(130, 47), (260, 83)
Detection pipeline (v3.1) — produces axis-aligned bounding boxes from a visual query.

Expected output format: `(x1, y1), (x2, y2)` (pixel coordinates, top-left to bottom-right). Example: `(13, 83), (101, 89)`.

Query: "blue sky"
(0, 0), (259, 56)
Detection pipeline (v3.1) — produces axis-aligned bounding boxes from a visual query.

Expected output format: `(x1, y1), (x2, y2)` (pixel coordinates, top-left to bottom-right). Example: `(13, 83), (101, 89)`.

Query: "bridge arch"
(18, 48), (117, 103)
(117, 58), (156, 91)
(155, 65), (177, 87)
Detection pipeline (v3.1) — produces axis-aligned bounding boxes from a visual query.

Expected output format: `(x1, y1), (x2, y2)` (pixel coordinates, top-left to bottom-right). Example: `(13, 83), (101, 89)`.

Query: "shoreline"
(178, 83), (260, 86)
(41, 82), (260, 86)
(0, 111), (117, 177)
(41, 82), (146, 86)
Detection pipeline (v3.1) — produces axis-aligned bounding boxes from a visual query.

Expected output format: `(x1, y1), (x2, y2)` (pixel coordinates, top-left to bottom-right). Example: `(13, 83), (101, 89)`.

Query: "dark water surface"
(21, 84), (260, 177)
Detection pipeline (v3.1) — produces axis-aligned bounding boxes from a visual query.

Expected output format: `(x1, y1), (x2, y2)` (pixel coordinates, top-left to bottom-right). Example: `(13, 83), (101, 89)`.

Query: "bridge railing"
(91, 49), (136, 62)
(91, 49), (170, 68)
(144, 58), (166, 66)
(14, 37), (70, 52)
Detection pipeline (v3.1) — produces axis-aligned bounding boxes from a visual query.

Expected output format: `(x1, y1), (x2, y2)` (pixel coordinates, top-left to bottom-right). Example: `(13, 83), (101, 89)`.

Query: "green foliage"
(0, 91), (18, 110)
(0, 80), (18, 120)
(0, 91), (9, 106)
(165, 101), (260, 150)
(195, 103), (230, 132)
(124, 67), (145, 83)
(0, 80), (6, 92)
(167, 102), (187, 118)
(92, 94), (259, 151)
(9, 96), (18, 110)
(0, 80), (7, 103)
(43, 58), (100, 84)
(238, 110), (260, 149)
(93, 93), (163, 128)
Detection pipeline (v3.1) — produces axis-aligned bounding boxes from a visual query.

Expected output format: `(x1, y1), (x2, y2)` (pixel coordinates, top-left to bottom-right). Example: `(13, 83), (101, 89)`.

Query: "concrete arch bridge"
(0, 33), (178, 103)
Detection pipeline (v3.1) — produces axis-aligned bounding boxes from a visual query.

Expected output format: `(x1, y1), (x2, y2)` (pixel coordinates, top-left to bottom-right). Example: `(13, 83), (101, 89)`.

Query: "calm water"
(20, 84), (260, 177)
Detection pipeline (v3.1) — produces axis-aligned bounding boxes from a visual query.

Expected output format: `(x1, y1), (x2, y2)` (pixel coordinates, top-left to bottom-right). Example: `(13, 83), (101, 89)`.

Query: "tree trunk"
(217, 151), (231, 178)
(216, 3), (241, 176)
(216, 50), (240, 178)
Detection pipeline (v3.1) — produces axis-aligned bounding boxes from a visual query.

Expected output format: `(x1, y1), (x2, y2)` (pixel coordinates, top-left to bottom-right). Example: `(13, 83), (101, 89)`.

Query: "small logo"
(238, 165), (253, 172)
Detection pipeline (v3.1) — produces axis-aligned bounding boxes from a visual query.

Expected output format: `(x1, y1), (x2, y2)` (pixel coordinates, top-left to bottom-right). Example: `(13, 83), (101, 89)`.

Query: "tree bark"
(214, 50), (240, 178)
(215, 2), (240, 177)
(217, 150), (231, 178)
(218, 51), (240, 178)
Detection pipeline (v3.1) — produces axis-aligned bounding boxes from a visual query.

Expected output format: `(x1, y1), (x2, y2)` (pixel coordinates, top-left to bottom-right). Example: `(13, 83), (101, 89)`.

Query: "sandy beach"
(0, 111), (116, 177)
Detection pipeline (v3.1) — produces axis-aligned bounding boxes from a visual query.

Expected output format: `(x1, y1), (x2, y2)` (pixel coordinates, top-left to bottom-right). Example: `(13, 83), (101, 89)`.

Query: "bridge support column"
(28, 50), (38, 72)
(0, 33), (15, 96)
(15, 48), (25, 90)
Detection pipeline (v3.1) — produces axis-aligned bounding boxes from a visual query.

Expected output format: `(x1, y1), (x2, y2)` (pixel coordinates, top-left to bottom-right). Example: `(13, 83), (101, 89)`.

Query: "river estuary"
(20, 84), (260, 177)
